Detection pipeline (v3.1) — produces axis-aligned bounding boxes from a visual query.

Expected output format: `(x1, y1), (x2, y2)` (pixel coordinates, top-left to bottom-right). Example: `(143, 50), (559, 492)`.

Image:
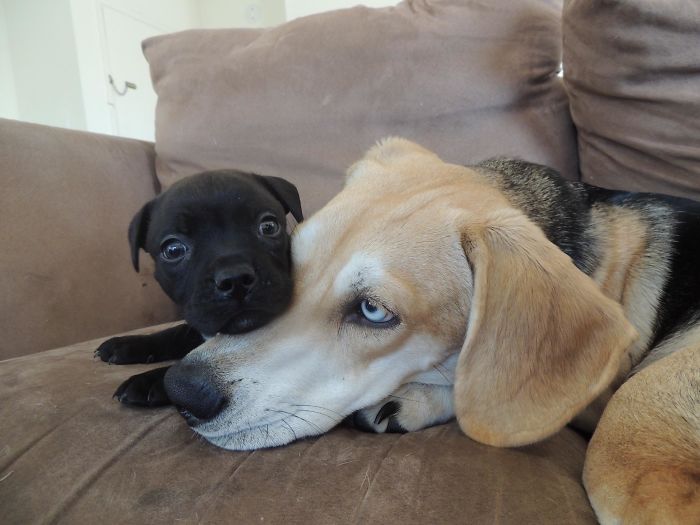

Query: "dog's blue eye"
(259, 218), (281, 237)
(360, 299), (395, 324)
(160, 239), (188, 262)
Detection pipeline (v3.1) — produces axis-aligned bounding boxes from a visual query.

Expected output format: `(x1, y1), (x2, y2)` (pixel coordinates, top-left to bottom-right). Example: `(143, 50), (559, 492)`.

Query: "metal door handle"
(108, 75), (137, 96)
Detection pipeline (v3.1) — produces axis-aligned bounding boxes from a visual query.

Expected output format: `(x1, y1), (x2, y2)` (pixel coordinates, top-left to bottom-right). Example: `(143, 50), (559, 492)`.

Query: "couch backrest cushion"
(0, 119), (178, 360)
(563, 0), (700, 199)
(144, 0), (578, 216)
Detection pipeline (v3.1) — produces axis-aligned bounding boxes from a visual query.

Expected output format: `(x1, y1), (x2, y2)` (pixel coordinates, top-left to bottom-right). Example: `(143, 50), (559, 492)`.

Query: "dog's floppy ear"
(128, 201), (153, 272)
(255, 175), (304, 223)
(454, 209), (637, 447)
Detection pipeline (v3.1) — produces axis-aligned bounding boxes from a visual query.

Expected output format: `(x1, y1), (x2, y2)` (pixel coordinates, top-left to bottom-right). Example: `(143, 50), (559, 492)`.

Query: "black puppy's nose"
(164, 363), (226, 423)
(214, 263), (257, 298)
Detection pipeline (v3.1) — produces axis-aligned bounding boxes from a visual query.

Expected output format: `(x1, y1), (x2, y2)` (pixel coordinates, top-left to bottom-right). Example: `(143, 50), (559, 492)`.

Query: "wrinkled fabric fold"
(563, 0), (700, 200)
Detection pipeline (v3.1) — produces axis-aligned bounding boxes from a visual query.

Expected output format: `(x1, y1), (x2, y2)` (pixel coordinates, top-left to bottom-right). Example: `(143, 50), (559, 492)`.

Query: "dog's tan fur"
(184, 139), (699, 523)
(584, 345), (700, 524)
(355, 141), (699, 523)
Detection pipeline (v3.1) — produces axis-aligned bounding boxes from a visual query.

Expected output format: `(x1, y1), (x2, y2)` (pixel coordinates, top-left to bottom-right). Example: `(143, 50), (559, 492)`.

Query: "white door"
(100, 5), (168, 141)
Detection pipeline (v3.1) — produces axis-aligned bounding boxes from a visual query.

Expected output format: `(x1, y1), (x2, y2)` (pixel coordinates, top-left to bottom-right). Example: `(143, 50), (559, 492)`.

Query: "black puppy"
(95, 170), (303, 407)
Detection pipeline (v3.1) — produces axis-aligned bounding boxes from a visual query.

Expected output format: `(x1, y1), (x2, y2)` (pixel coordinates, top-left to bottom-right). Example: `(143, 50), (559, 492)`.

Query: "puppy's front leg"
(95, 323), (203, 364)
(113, 366), (171, 407)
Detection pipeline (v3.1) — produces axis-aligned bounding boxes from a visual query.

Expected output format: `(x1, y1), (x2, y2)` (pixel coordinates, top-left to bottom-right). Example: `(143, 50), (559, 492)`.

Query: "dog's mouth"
(189, 412), (334, 451)
(187, 308), (276, 337)
(173, 399), (299, 449)
(219, 310), (273, 335)
(176, 406), (201, 427)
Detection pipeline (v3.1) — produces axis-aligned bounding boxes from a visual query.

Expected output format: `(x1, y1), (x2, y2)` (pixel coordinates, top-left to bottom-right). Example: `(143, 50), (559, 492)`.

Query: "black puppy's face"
(129, 171), (303, 337)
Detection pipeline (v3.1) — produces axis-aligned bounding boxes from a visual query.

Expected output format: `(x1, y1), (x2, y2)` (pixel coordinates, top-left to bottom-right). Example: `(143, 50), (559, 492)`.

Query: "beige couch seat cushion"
(0, 325), (596, 523)
(563, 0), (700, 199)
(145, 0), (578, 216)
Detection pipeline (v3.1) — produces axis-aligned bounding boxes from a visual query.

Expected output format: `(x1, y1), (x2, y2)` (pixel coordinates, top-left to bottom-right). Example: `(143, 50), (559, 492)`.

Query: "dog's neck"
(474, 158), (597, 274)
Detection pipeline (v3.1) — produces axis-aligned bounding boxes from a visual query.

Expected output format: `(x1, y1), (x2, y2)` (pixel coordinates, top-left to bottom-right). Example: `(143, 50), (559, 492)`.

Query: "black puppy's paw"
(113, 368), (170, 408)
(95, 335), (157, 364)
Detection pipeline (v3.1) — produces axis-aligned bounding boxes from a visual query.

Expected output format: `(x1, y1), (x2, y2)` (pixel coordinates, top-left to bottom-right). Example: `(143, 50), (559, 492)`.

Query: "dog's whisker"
(291, 404), (344, 418)
(433, 364), (452, 383)
(295, 409), (342, 424)
(290, 414), (325, 434)
(435, 362), (452, 375)
(295, 407), (341, 420)
(280, 418), (297, 441)
(266, 408), (297, 418)
(268, 408), (326, 434)
(388, 394), (426, 404)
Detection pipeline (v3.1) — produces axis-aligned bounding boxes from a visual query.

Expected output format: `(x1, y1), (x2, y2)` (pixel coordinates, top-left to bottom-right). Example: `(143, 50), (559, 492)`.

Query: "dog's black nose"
(214, 263), (257, 298)
(164, 363), (226, 423)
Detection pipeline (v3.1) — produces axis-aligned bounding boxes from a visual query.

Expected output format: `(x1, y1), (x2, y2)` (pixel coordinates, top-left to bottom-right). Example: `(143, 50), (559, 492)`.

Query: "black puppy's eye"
(259, 216), (281, 237)
(160, 238), (188, 262)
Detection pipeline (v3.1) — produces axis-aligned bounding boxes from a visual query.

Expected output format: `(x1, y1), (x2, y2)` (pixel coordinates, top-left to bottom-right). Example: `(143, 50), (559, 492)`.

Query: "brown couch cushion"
(563, 0), (700, 199)
(0, 119), (178, 360)
(145, 0), (578, 216)
(0, 325), (596, 523)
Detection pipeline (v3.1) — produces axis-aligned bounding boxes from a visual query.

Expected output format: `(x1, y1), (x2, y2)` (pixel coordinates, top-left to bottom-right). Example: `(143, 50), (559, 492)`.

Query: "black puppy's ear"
(128, 201), (153, 272)
(255, 175), (304, 223)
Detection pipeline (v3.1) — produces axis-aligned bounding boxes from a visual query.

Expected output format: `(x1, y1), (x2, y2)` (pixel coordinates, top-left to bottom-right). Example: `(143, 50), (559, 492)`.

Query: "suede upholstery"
(0, 119), (178, 360)
(563, 0), (700, 199)
(3, 0), (700, 522)
(0, 326), (596, 524)
(144, 0), (579, 215)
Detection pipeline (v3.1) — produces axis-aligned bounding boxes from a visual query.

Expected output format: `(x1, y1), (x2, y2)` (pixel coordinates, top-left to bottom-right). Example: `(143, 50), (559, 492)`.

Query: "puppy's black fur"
(95, 170), (302, 407)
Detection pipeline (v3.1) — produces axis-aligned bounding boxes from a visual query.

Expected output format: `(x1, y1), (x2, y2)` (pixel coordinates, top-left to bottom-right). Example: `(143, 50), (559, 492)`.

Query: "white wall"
(3, 0), (86, 130)
(285, 0), (398, 20)
(0, 0), (18, 120)
(1, 0), (390, 137)
(69, 0), (200, 136)
(0, 0), (199, 134)
(198, 0), (286, 29)
(99, 0), (199, 30)
(69, 0), (113, 134)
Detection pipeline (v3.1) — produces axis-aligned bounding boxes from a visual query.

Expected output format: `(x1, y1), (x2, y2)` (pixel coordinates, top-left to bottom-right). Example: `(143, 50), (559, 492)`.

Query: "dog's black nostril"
(214, 263), (257, 298)
(216, 277), (234, 293)
(239, 273), (255, 287)
(164, 363), (227, 422)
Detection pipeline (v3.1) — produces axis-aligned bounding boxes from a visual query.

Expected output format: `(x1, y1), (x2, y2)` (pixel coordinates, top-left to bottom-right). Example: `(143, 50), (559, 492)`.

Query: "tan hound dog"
(167, 139), (699, 524)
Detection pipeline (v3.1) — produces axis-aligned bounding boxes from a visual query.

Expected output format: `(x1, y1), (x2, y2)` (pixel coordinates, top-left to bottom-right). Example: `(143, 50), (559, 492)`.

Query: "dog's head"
(166, 140), (636, 450)
(129, 170), (303, 336)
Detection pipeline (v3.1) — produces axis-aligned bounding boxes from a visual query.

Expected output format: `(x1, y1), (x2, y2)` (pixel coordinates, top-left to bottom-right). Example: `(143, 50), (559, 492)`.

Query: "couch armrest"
(0, 119), (178, 360)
